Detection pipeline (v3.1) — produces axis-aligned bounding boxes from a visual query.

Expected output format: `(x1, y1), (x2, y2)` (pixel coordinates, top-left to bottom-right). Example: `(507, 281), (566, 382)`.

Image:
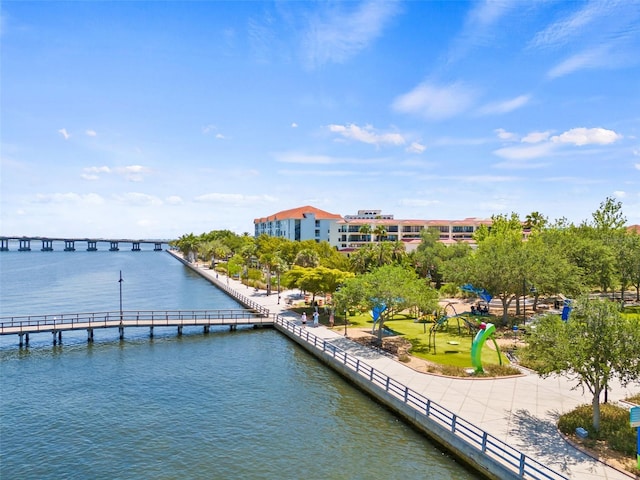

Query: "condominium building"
(253, 205), (343, 243)
(254, 206), (492, 252)
(330, 211), (492, 252)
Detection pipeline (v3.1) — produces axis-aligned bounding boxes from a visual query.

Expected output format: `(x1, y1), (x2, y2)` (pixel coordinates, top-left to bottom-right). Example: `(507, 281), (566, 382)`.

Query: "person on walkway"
(301, 312), (307, 327)
(312, 311), (319, 327)
(329, 311), (334, 328)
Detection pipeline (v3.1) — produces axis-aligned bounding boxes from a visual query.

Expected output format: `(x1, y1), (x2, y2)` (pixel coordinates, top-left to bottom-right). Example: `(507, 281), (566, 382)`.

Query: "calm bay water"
(0, 246), (479, 479)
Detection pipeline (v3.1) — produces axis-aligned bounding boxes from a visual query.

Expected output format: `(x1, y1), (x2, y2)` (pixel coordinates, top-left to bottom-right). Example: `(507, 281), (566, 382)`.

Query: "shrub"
(558, 404), (636, 456)
(483, 364), (521, 376)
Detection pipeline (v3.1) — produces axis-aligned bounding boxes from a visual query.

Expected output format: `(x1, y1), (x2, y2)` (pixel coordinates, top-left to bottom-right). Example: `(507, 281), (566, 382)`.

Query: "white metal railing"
(0, 309), (272, 334)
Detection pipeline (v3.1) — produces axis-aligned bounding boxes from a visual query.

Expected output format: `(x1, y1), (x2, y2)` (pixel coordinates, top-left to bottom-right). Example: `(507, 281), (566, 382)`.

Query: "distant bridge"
(0, 309), (272, 347)
(0, 236), (171, 252)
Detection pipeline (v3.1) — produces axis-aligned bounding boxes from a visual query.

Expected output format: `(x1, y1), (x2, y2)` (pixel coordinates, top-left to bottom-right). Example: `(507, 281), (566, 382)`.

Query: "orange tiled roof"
(628, 224), (640, 234)
(254, 205), (343, 223)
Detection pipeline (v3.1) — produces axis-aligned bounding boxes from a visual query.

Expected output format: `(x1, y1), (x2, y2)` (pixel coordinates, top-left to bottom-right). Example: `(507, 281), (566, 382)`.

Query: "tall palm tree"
(358, 224), (372, 243)
(373, 225), (388, 266)
(294, 249), (319, 268)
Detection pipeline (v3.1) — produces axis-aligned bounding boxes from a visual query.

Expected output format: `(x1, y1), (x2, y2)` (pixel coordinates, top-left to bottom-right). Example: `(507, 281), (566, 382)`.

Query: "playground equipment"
(470, 322), (503, 374)
(370, 303), (387, 334)
(428, 303), (483, 354)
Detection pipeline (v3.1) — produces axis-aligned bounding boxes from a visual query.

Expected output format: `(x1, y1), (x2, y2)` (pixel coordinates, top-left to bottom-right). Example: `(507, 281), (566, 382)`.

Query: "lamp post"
(523, 278), (526, 326)
(344, 309), (348, 336)
(226, 255), (230, 286)
(119, 270), (123, 324)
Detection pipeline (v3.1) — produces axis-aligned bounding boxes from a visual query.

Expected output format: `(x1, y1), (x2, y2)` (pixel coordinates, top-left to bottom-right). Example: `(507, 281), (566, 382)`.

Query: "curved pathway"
(191, 261), (637, 480)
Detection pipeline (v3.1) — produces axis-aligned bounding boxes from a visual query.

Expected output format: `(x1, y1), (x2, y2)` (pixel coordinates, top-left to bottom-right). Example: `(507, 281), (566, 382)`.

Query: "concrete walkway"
(191, 262), (637, 480)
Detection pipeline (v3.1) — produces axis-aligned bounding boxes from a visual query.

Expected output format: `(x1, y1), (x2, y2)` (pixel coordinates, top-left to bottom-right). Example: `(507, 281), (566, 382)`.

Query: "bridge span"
(0, 236), (170, 252)
(0, 309), (272, 347)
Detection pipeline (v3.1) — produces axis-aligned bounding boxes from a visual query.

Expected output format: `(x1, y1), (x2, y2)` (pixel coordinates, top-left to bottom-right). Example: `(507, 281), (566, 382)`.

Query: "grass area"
(336, 310), (510, 369)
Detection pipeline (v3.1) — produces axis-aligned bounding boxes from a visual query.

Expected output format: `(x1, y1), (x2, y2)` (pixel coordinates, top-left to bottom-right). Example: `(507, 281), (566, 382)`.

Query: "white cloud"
(85, 166), (111, 174)
(530, 2), (605, 49)
(392, 82), (476, 120)
(446, 1), (517, 64)
(34, 192), (104, 204)
(194, 193), (277, 205)
(551, 127), (622, 146)
(166, 195), (183, 205)
(397, 198), (440, 207)
(82, 166), (111, 180)
(327, 123), (405, 146)
(202, 124), (217, 134)
(522, 131), (552, 144)
(478, 94), (530, 115)
(493, 143), (556, 160)
(547, 46), (614, 78)
(58, 128), (70, 140)
(613, 190), (627, 198)
(635, 163), (640, 170)
(273, 151), (385, 165)
(86, 129), (97, 137)
(406, 142), (426, 154)
(115, 165), (151, 182)
(495, 128), (518, 141)
(215, 133), (225, 139)
(291, 122), (298, 128)
(302, 1), (401, 68)
(493, 127), (622, 161)
(113, 192), (163, 206)
(278, 169), (359, 177)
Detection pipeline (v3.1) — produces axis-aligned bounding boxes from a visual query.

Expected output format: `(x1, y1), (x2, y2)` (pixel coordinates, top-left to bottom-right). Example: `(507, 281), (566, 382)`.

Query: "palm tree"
(358, 224), (372, 243)
(524, 211), (548, 231)
(294, 249), (320, 268)
(373, 225), (388, 266)
(175, 233), (198, 262)
(373, 224), (387, 242)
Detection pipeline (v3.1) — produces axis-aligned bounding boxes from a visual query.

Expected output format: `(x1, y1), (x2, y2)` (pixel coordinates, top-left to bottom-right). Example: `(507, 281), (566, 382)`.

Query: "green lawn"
(344, 311), (509, 369)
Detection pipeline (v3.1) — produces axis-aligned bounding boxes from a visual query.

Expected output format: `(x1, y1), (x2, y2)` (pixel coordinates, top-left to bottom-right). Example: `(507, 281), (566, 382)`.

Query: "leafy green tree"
(283, 266), (353, 305)
(591, 196), (626, 231)
(627, 232), (640, 301)
(412, 228), (471, 289)
(447, 214), (525, 325)
(525, 297), (640, 432)
(333, 264), (438, 344)
(522, 230), (584, 310)
(616, 232), (640, 303)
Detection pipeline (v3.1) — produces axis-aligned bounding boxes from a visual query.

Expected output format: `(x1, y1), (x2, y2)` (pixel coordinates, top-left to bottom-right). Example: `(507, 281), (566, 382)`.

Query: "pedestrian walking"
(312, 311), (319, 327)
(301, 312), (307, 327)
(329, 311), (334, 328)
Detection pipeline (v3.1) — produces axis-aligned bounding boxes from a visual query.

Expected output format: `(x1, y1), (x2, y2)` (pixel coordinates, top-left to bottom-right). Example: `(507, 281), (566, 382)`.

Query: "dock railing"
(274, 314), (567, 480)
(0, 309), (272, 334)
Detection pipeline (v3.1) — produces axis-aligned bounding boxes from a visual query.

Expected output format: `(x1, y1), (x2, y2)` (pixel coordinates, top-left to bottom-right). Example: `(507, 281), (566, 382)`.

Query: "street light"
(344, 309), (348, 336)
(119, 270), (123, 323)
(523, 279), (536, 326)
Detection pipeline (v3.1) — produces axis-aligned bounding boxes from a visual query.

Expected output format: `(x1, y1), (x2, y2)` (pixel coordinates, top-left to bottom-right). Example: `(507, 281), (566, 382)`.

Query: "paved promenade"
(193, 263), (637, 480)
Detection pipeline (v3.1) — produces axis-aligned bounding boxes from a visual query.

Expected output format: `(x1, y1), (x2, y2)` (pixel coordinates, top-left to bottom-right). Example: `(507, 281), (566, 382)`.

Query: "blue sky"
(2, 1), (639, 239)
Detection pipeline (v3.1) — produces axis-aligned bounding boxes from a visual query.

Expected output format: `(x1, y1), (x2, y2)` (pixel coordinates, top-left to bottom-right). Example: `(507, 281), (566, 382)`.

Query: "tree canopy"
(525, 297), (640, 431)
